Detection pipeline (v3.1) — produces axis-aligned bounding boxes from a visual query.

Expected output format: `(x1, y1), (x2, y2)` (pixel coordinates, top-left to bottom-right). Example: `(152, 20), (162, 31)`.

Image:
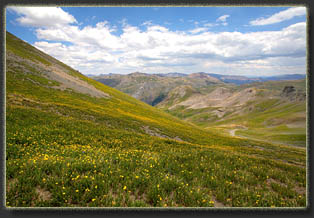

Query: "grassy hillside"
(94, 70), (306, 147)
(6, 32), (306, 207)
(158, 80), (306, 147)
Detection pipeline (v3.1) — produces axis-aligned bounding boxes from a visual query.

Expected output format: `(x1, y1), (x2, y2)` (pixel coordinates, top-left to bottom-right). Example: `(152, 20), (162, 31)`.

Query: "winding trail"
(227, 126), (304, 148)
(228, 126), (248, 137)
(229, 126), (249, 138)
(229, 129), (237, 137)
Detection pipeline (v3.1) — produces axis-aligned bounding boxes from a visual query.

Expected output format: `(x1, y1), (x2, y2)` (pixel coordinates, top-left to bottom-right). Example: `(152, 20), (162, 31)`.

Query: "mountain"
(155, 72), (187, 77)
(92, 72), (224, 105)
(259, 74), (306, 81)
(93, 70), (306, 146)
(93, 72), (306, 106)
(206, 73), (306, 85)
(158, 79), (306, 147)
(207, 73), (262, 85)
(5, 32), (306, 207)
(187, 72), (221, 83)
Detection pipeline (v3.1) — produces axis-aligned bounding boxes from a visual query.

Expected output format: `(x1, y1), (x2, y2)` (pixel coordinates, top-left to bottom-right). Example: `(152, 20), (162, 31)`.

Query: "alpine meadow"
(5, 6), (307, 209)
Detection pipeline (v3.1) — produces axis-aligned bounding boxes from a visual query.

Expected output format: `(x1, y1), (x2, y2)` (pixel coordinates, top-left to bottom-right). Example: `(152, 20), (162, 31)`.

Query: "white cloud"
(11, 7), (305, 76)
(8, 6), (77, 27)
(216, 15), (230, 22)
(34, 21), (306, 75)
(203, 23), (216, 27)
(216, 15), (230, 26)
(250, 7), (306, 26)
(118, 18), (128, 27)
(189, 27), (209, 34)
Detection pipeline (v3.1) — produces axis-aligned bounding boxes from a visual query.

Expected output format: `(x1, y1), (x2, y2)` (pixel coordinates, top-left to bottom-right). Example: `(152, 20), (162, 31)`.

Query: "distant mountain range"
(205, 73), (306, 85)
(154, 72), (306, 85)
(155, 72), (188, 78)
(91, 72), (306, 85)
(92, 71), (306, 105)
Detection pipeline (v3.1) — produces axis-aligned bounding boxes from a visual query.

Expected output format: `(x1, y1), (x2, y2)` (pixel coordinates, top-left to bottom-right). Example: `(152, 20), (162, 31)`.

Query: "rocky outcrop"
(282, 86), (296, 96)
(281, 86), (306, 101)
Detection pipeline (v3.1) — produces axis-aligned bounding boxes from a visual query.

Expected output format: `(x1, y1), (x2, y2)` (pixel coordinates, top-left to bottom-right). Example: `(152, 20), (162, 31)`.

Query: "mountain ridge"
(92, 71), (306, 85)
(92, 71), (306, 106)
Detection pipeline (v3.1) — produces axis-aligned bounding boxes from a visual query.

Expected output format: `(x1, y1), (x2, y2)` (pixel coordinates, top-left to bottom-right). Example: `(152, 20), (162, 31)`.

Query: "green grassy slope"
(210, 97), (306, 147)
(159, 80), (306, 147)
(6, 32), (306, 207)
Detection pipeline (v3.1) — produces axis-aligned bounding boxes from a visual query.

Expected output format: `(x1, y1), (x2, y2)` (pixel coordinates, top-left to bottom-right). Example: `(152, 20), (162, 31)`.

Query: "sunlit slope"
(6, 32), (306, 207)
(6, 31), (236, 146)
(158, 80), (306, 147)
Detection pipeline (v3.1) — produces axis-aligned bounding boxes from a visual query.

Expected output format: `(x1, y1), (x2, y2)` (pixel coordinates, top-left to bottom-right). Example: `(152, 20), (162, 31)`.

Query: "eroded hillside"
(94, 68), (306, 147)
(158, 80), (306, 147)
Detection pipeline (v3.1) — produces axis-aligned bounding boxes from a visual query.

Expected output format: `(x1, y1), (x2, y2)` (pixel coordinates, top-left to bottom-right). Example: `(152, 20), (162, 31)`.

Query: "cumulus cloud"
(10, 7), (305, 76)
(35, 21), (306, 75)
(8, 6), (77, 27)
(250, 7), (306, 26)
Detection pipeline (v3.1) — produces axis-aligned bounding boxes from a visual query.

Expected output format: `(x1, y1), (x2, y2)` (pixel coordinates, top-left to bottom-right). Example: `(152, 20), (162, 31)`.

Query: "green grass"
(6, 32), (52, 66)
(5, 31), (307, 208)
(210, 99), (306, 147)
(6, 106), (306, 207)
(165, 94), (306, 147)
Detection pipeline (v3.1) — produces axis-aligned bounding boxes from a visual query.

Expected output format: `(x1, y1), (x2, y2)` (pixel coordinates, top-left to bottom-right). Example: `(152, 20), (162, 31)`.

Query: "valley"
(94, 72), (306, 147)
(5, 31), (307, 208)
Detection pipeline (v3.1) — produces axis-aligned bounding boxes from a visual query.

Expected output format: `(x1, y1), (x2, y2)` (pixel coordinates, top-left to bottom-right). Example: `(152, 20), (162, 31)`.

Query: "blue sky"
(6, 6), (307, 76)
